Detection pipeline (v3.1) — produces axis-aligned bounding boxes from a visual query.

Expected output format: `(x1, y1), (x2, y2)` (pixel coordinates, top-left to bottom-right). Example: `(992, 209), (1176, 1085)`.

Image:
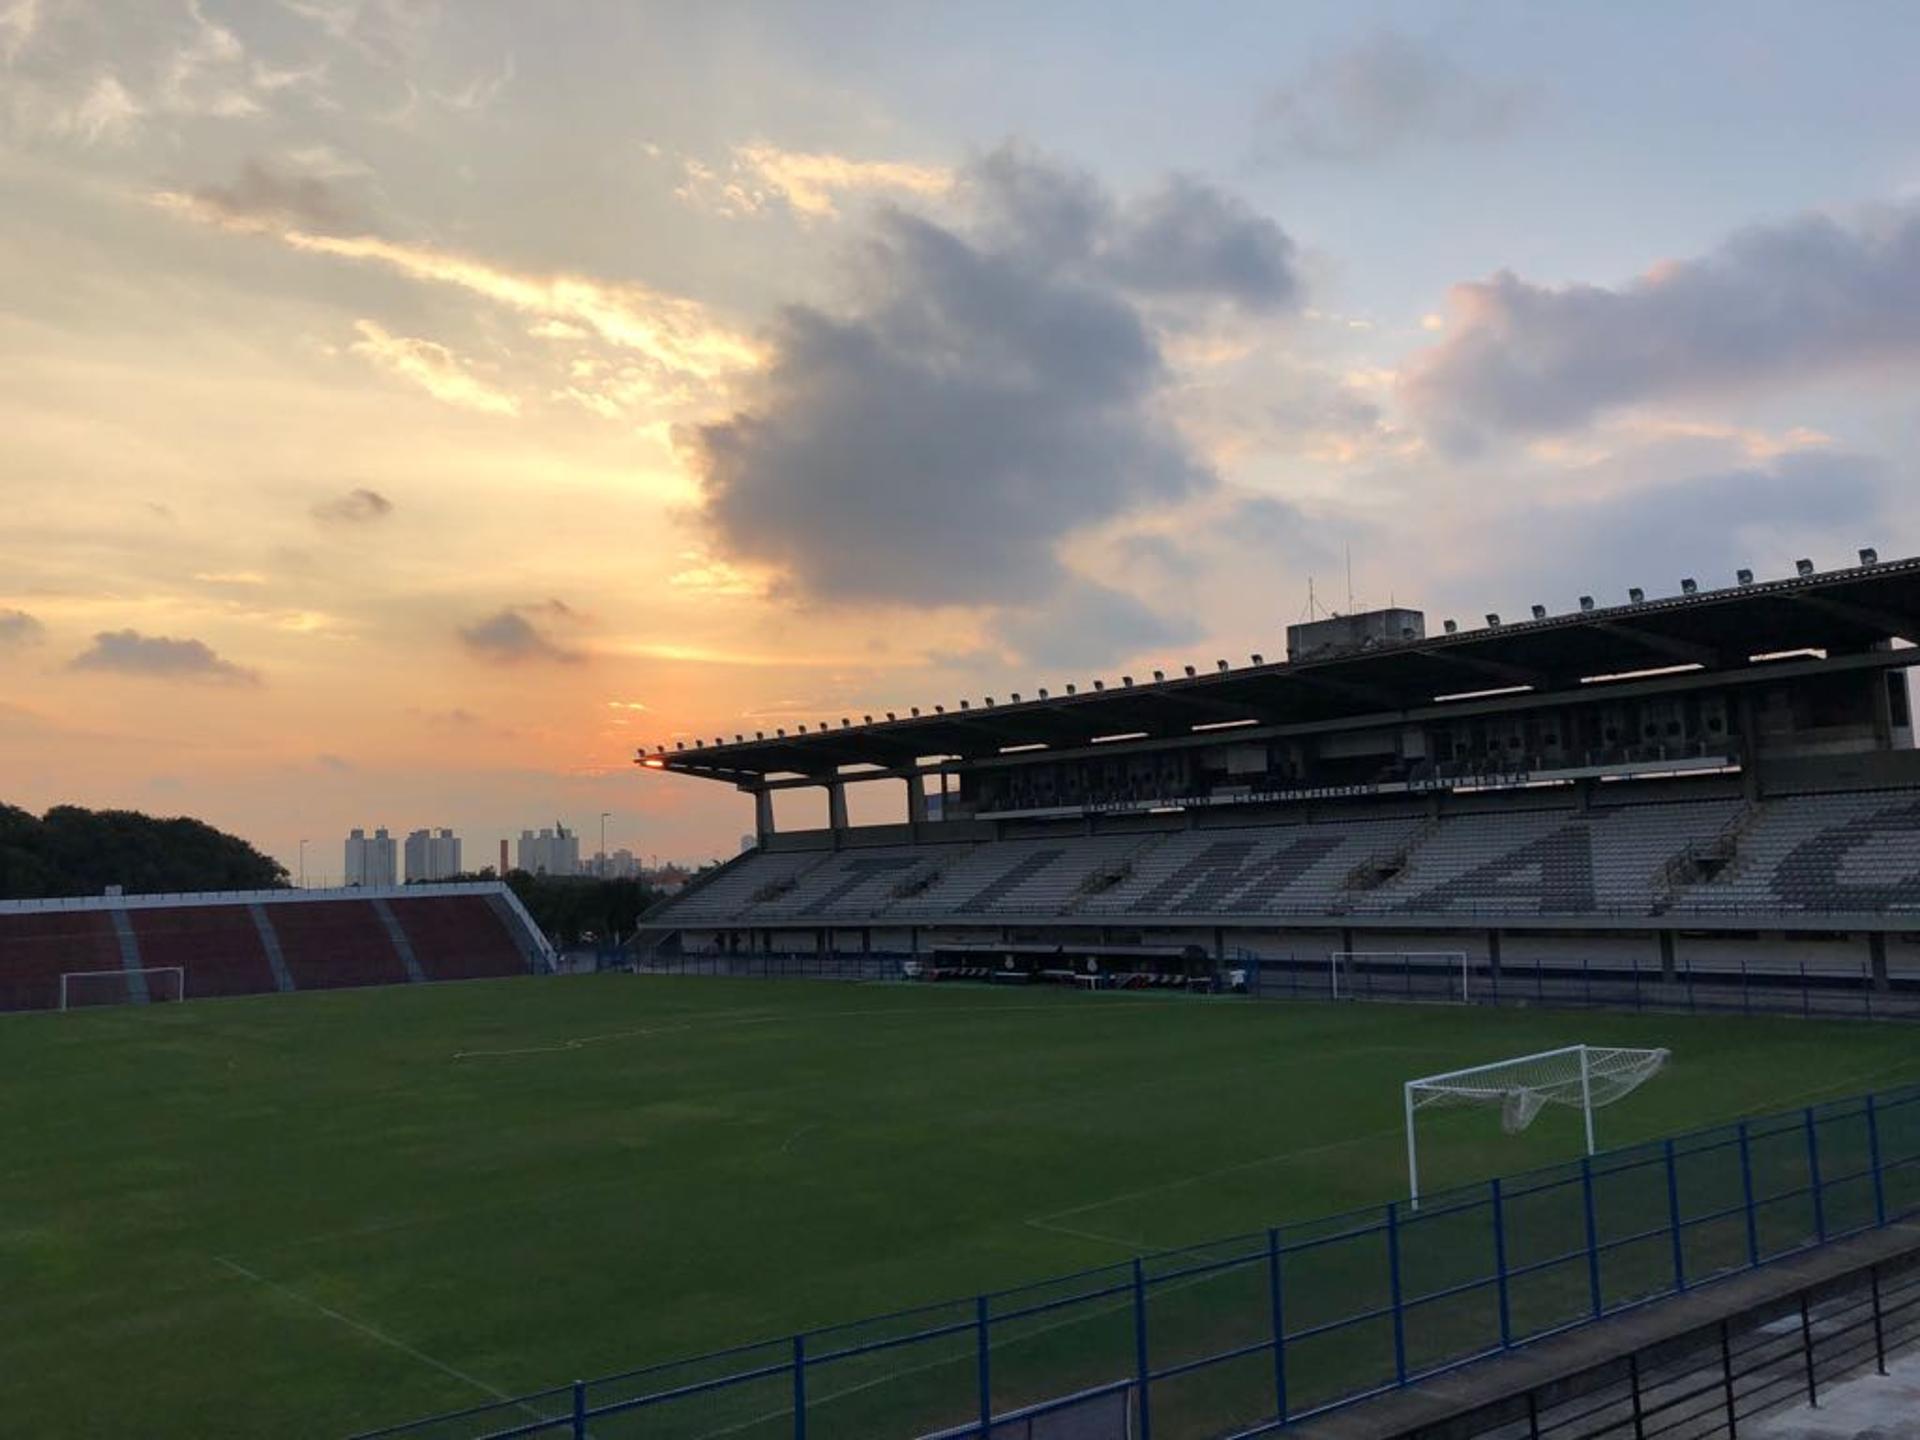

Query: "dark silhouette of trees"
(0, 804), (287, 899)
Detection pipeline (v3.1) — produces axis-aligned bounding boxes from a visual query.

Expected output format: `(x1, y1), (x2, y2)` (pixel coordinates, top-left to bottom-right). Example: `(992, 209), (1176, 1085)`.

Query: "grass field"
(6, 974), (1920, 1438)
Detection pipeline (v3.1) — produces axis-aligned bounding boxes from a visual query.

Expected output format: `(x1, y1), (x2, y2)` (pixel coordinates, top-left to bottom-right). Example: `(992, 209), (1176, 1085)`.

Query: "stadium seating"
(384, 894), (528, 981)
(659, 790), (1920, 929)
(1666, 788), (1920, 916)
(0, 909), (124, 1011)
(128, 904), (280, 998)
(267, 899), (411, 989)
(0, 885), (546, 1014)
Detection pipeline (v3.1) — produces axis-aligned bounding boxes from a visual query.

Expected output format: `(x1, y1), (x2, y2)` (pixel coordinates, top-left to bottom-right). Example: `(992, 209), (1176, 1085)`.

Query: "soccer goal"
(59, 966), (186, 1011)
(1330, 950), (1469, 1003)
(1403, 1043), (1670, 1204)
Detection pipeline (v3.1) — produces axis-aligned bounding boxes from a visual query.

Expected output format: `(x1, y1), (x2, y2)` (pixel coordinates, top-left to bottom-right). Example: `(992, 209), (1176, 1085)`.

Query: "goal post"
(59, 966), (186, 1011)
(1330, 950), (1469, 1003)
(1403, 1043), (1670, 1205)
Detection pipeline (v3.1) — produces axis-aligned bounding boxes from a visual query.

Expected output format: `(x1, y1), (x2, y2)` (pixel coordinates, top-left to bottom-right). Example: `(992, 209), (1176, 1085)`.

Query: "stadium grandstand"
(637, 550), (1920, 1010)
(0, 881), (552, 1012)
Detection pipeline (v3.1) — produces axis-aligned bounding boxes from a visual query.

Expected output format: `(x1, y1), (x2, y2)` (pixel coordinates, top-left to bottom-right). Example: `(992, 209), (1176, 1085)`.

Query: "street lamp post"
(600, 811), (611, 878)
(298, 838), (308, 889)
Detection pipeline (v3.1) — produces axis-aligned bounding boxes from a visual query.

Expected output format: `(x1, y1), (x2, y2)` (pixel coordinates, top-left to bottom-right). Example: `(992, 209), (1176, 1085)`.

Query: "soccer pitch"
(8, 975), (1920, 1438)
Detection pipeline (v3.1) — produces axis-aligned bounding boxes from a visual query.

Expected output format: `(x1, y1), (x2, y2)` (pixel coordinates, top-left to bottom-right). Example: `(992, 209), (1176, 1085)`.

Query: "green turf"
(5, 975), (1919, 1438)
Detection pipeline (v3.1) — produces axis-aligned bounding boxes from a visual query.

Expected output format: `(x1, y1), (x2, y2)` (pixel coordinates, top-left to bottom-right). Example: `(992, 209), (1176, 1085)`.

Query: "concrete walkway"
(1749, 1350), (1920, 1439)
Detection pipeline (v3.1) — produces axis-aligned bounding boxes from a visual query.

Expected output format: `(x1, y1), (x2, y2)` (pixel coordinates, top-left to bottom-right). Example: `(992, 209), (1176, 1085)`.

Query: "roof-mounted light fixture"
(1251, 653), (1264, 665)
(1152, 670), (1165, 681)
(1443, 619), (1458, 634)
(1485, 613), (1502, 627)
(1737, 568), (1754, 585)
(1629, 587), (1645, 603)
(1796, 558), (1815, 577)
(1530, 604), (1547, 620)
(1216, 659), (1230, 671)
(1183, 665), (1197, 677)
(1579, 596), (1595, 612)
(1681, 577), (1698, 595)
(1860, 547), (1880, 566)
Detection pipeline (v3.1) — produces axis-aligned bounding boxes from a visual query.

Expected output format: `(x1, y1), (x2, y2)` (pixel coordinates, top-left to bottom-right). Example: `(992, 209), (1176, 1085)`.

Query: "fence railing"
(1386, 1245), (1920, 1439)
(351, 1081), (1920, 1440)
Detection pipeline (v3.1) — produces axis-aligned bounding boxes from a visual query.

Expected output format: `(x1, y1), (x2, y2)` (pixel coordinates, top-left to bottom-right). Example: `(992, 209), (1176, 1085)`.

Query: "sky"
(4, 1), (1920, 879)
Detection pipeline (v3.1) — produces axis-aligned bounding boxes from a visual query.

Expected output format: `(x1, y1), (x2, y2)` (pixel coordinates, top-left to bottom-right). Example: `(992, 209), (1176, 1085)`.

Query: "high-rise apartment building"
(516, 826), (580, 876)
(344, 828), (398, 887)
(404, 828), (462, 883)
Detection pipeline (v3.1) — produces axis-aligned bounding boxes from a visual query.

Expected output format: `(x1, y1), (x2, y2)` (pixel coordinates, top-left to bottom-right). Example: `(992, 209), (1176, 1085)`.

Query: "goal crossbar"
(59, 966), (185, 1010)
(1403, 1043), (1669, 1205)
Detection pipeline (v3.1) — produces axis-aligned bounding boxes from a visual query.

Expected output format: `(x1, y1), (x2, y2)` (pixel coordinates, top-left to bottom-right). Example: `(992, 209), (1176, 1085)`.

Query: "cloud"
(989, 577), (1200, 669)
(676, 143), (952, 220)
(1258, 32), (1527, 163)
(459, 609), (583, 665)
(186, 158), (358, 234)
(1, 0), (37, 66)
(349, 320), (520, 415)
(310, 486), (394, 524)
(1406, 202), (1920, 446)
(685, 145), (1300, 608)
(0, 608), (45, 647)
(1472, 450), (1892, 603)
(70, 629), (260, 684)
(152, 192), (763, 383)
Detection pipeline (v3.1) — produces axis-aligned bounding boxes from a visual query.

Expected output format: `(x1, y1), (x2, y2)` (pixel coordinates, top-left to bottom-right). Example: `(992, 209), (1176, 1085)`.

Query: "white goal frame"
(1330, 950), (1469, 1003)
(59, 966), (185, 1011)
(1403, 1043), (1670, 1206)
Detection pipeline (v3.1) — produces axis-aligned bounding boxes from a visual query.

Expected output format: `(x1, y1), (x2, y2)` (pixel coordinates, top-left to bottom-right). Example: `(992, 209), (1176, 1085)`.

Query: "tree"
(0, 803), (287, 899)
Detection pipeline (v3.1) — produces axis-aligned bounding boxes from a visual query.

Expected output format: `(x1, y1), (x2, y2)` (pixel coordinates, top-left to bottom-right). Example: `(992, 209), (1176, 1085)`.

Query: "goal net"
(60, 966), (186, 1010)
(1403, 1043), (1669, 1203)
(1330, 951), (1469, 1003)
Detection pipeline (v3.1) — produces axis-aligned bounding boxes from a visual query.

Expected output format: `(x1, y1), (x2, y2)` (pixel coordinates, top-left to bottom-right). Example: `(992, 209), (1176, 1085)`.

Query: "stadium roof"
(640, 554), (1920, 784)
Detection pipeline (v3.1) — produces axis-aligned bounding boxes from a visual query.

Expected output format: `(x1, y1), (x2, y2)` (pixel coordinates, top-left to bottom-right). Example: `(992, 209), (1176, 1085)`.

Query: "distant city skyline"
(6, 3), (1920, 872)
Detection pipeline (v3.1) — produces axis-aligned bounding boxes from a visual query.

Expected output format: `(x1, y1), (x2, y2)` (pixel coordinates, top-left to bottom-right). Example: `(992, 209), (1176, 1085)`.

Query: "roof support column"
(827, 778), (849, 836)
(904, 771), (928, 827)
(754, 787), (776, 844)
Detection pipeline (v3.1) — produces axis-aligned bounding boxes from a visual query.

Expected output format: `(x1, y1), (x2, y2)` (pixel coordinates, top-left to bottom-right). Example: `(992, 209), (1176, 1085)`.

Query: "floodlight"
(1251, 653), (1264, 665)
(959, 699), (970, 710)
(1216, 659), (1230, 671)
(934, 704), (944, 713)
(1037, 689), (1049, 699)
(756, 730), (764, 739)
(1010, 693), (1020, 703)
(775, 729), (785, 737)
(1184, 665), (1197, 677)
(841, 717), (850, 727)
(1531, 604), (1547, 620)
(1485, 613), (1501, 627)
(886, 711), (897, 720)
(1093, 680), (1105, 690)
(735, 734), (743, 743)
(910, 707), (920, 716)
(1152, 670), (1165, 681)
(1629, 587), (1645, 603)
(1579, 596), (1595, 612)
(1443, 619), (1458, 634)
(984, 697), (994, 706)
(1796, 558), (1815, 577)
(1064, 684), (1076, 695)
(863, 714), (873, 724)
(1737, 569), (1754, 585)
(676, 741), (685, 750)
(1681, 578), (1697, 595)
(1861, 547), (1880, 565)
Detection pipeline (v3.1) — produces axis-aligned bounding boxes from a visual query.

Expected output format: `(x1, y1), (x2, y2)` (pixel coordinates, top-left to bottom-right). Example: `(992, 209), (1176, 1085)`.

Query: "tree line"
(0, 803), (288, 899)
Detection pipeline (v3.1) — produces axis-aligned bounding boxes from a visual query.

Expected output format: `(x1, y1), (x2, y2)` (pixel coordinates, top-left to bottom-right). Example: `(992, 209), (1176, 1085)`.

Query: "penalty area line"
(213, 1255), (529, 1412)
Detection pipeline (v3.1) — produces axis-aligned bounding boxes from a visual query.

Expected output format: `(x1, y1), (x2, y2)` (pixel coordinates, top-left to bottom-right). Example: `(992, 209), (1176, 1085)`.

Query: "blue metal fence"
(353, 1081), (1920, 1440)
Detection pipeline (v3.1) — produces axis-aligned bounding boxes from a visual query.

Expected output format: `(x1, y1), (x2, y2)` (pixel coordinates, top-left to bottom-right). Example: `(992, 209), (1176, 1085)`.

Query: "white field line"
(213, 1255), (534, 1414)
